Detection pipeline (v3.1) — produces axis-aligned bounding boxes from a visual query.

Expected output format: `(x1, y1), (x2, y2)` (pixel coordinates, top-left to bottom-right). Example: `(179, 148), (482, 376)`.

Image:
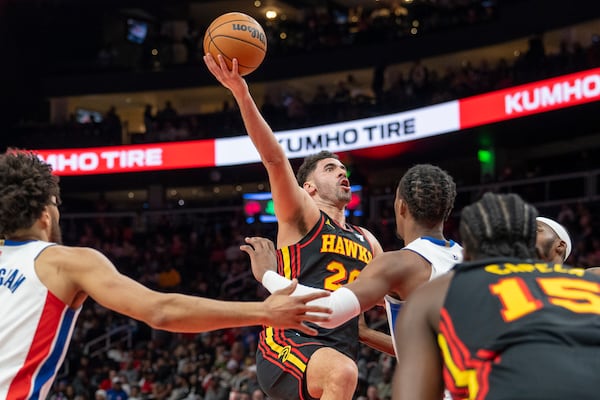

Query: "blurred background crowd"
(1, 0), (599, 399)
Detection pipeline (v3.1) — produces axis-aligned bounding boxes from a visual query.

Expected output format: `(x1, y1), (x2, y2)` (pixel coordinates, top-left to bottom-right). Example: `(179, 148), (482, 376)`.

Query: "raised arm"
(204, 54), (319, 228)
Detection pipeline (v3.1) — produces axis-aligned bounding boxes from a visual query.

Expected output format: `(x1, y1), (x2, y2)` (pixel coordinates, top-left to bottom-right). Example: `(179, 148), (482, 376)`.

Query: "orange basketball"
(203, 12), (267, 76)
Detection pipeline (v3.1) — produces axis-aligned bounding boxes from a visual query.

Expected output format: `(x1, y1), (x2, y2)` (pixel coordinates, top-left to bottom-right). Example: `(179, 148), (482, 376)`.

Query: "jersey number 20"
(324, 261), (361, 291)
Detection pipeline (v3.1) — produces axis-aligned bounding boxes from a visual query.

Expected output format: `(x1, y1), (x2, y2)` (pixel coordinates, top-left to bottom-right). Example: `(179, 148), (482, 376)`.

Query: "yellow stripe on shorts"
(264, 327), (307, 373)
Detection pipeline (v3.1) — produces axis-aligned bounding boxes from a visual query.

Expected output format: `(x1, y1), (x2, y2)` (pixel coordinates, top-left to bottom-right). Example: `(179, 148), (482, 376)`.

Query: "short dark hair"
(0, 150), (60, 236)
(396, 164), (456, 226)
(295, 150), (340, 186)
(459, 192), (538, 259)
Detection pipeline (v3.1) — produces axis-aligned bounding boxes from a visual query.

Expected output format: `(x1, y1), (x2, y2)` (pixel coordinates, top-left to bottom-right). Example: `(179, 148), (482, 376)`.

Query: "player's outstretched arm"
(51, 246), (331, 335)
(242, 236), (362, 328)
(260, 280), (333, 335)
(204, 54), (312, 225)
(358, 313), (396, 357)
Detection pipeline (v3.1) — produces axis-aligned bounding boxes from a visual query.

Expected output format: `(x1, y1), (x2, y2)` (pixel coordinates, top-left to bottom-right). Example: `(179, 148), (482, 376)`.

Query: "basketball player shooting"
(204, 53), (384, 400)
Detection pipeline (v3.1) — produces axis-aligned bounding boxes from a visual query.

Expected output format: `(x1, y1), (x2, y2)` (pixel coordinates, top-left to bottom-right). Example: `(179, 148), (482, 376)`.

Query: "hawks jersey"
(440, 258), (600, 400)
(385, 236), (463, 358)
(269, 211), (375, 359)
(0, 240), (81, 400)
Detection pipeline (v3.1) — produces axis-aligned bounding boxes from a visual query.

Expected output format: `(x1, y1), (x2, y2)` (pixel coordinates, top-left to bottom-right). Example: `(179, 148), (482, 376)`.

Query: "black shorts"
(256, 327), (327, 400)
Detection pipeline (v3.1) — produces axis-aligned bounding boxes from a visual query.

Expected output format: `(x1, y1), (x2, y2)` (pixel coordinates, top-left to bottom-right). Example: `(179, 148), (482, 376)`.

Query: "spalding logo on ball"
(203, 12), (267, 76)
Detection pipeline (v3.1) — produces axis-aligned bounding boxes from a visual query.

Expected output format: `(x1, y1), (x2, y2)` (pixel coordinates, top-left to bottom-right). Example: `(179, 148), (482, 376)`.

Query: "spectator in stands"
(128, 385), (143, 400)
(309, 83), (332, 124)
(168, 374), (190, 400)
(106, 377), (128, 400)
(143, 104), (155, 137)
(158, 101), (178, 125)
(251, 388), (265, 400)
(103, 106), (123, 145)
(157, 264), (183, 291)
(331, 78), (352, 119)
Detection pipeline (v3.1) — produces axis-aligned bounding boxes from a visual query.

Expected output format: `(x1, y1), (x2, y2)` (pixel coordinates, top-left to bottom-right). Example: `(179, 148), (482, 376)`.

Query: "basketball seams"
(209, 35), (267, 52)
(207, 40), (264, 68)
(204, 12), (267, 75)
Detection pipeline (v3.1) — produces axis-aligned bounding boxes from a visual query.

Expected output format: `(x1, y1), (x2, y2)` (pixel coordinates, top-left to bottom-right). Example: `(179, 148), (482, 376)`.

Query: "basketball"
(203, 12), (267, 76)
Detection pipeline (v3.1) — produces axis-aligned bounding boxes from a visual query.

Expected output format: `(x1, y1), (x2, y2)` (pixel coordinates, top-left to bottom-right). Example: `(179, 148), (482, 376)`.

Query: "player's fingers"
(203, 54), (214, 69)
(203, 55), (223, 77)
(273, 279), (298, 295)
(239, 244), (254, 255)
(295, 323), (319, 336)
(245, 236), (273, 251)
(297, 289), (331, 303)
(299, 307), (331, 322)
(244, 236), (262, 248)
(216, 54), (229, 71)
(303, 304), (332, 316)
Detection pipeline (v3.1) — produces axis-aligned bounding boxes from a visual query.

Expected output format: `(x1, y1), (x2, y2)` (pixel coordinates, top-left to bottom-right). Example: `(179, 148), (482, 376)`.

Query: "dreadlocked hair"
(296, 150), (339, 186)
(459, 192), (538, 259)
(0, 149), (60, 237)
(397, 164), (456, 226)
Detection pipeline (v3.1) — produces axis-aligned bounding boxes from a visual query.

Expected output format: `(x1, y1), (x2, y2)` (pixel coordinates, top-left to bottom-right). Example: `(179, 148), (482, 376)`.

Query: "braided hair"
(459, 192), (538, 259)
(397, 164), (456, 226)
(0, 150), (60, 237)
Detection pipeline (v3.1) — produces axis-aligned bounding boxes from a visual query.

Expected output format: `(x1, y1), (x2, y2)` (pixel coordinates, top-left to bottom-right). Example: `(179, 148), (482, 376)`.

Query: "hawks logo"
(325, 219), (335, 231)
(278, 345), (292, 362)
(320, 233), (372, 263)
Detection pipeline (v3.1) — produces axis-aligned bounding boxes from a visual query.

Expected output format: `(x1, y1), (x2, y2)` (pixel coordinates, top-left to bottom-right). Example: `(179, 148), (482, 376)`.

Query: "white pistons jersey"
(384, 236), (463, 357)
(0, 240), (81, 400)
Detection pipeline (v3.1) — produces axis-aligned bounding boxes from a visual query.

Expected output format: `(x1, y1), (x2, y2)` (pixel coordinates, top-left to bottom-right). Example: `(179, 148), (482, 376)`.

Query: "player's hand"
(240, 236), (278, 282)
(203, 53), (248, 95)
(263, 279), (331, 336)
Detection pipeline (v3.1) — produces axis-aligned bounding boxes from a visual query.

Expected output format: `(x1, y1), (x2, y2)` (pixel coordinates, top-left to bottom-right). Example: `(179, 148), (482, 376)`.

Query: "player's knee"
(328, 359), (358, 383)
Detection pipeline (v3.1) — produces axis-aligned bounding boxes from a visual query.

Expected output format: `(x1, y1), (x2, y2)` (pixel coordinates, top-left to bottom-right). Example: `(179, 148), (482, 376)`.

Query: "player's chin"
(339, 192), (352, 202)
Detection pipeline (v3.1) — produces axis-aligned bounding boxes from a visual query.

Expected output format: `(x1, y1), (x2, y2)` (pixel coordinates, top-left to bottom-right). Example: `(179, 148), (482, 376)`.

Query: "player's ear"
(38, 206), (52, 230)
(557, 240), (568, 261)
(398, 198), (408, 216)
(303, 181), (316, 194)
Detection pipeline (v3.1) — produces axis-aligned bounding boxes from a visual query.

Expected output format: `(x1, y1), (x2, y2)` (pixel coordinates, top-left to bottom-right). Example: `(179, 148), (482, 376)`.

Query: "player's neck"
(319, 205), (346, 226)
(408, 224), (446, 244)
(7, 227), (47, 242)
(6, 234), (43, 242)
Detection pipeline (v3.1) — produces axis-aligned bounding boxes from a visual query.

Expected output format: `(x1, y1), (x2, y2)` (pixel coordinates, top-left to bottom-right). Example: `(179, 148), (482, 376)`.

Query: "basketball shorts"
(256, 327), (329, 400)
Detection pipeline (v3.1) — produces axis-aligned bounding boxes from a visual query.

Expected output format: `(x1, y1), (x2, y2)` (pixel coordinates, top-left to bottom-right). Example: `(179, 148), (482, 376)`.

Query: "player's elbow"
(144, 307), (170, 330)
(140, 296), (176, 330)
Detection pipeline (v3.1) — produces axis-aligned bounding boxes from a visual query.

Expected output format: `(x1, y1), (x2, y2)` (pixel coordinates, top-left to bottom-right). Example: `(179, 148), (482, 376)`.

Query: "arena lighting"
(33, 67), (600, 176)
(243, 185), (363, 224)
